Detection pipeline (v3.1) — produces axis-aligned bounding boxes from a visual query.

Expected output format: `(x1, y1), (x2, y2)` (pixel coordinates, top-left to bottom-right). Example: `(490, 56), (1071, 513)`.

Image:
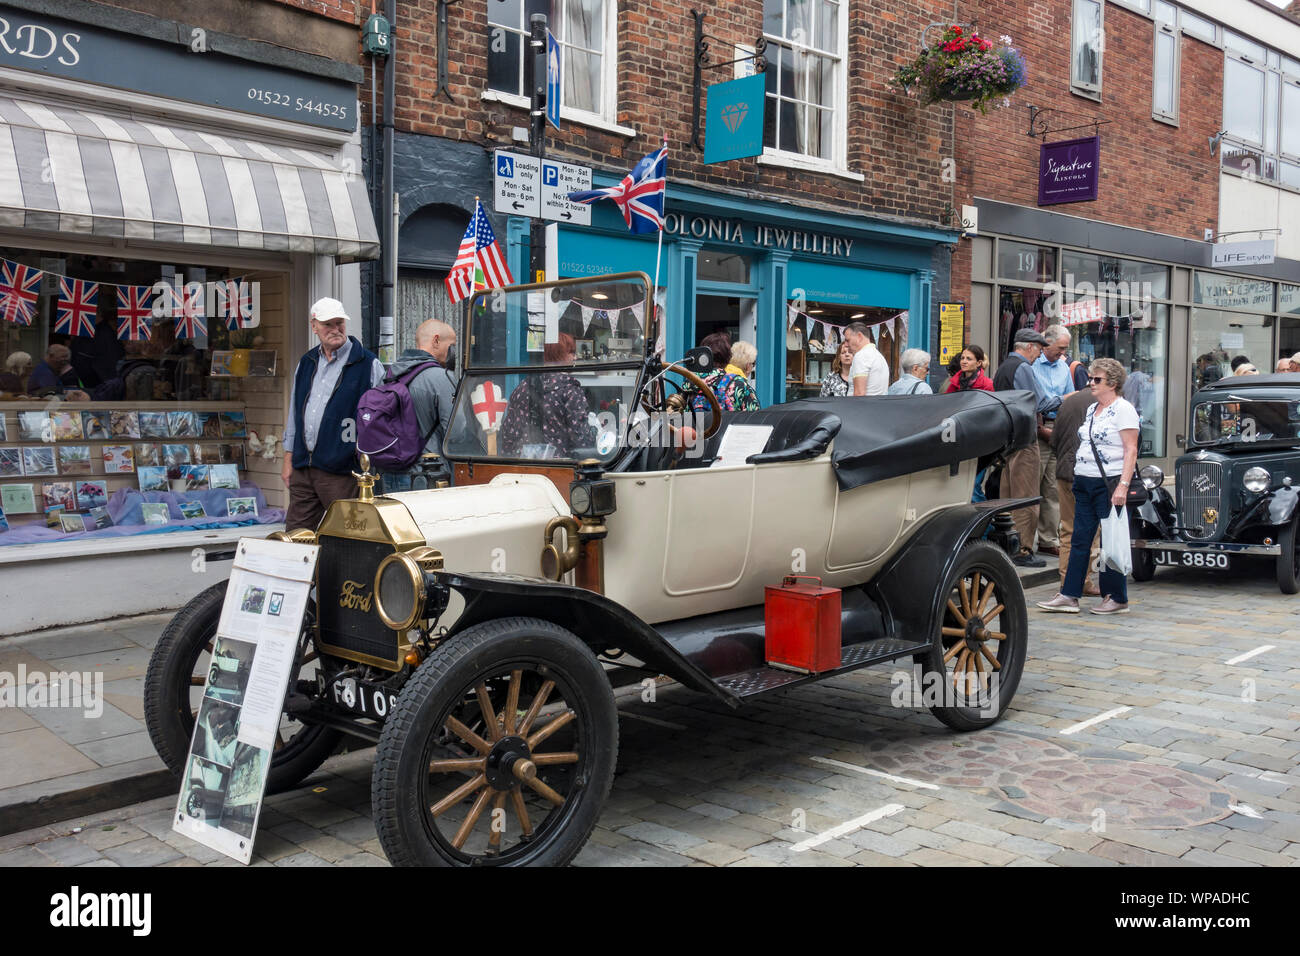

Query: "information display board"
(938, 302), (965, 366)
(173, 537), (319, 864)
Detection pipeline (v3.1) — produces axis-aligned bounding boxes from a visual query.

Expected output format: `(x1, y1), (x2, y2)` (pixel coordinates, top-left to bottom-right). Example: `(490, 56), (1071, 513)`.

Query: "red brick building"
(948, 0), (1300, 468)
(367, 1), (969, 405)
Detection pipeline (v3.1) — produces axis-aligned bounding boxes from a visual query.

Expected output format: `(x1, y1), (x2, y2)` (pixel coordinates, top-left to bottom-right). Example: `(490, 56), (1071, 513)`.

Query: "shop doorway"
(695, 294), (757, 357)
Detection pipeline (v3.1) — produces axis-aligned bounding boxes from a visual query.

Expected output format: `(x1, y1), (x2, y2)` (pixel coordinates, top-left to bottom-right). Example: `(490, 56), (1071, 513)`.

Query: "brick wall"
(268, 0), (358, 24)
(370, 1), (961, 228)
(950, 0), (1223, 303)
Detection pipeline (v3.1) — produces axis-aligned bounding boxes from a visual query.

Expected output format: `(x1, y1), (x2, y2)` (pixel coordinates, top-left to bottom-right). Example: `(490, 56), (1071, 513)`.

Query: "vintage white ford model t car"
(145, 273), (1038, 866)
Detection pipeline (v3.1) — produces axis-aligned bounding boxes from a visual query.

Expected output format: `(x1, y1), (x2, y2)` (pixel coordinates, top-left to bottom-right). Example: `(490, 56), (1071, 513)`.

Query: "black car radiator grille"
(316, 535), (400, 666)
(1177, 460), (1225, 540)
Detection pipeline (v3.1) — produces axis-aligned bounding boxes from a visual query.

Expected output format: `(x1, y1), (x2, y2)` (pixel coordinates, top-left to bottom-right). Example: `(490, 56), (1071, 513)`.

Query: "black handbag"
(1087, 408), (1147, 506)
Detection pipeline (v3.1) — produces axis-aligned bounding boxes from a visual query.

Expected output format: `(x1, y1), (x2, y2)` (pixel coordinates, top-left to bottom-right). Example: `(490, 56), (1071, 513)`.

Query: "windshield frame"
(443, 272), (657, 467)
(1188, 395), (1300, 450)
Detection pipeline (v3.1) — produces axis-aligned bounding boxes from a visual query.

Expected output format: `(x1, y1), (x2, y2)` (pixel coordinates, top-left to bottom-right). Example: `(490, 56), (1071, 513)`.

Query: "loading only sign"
(540, 159), (592, 225)
(493, 150), (541, 217)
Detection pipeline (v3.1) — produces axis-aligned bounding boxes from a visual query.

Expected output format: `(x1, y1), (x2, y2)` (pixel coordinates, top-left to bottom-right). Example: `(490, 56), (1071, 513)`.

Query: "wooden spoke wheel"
(922, 540), (1027, 732)
(143, 580), (341, 793)
(373, 617), (617, 867)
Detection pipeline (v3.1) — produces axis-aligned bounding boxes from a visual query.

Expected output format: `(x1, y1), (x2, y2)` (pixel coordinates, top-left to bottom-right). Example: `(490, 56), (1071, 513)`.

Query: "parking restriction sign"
(493, 150), (541, 218)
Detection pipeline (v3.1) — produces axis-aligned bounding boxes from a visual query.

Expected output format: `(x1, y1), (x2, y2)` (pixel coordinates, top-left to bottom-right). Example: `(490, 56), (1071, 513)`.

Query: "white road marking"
(1059, 706), (1133, 736)
(810, 755), (941, 790)
(1229, 803), (1263, 819)
(1224, 645), (1275, 666)
(617, 710), (687, 731)
(790, 803), (906, 853)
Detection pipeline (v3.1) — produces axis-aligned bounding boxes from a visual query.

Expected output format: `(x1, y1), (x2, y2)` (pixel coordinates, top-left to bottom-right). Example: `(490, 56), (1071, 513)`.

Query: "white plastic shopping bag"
(1099, 505), (1132, 575)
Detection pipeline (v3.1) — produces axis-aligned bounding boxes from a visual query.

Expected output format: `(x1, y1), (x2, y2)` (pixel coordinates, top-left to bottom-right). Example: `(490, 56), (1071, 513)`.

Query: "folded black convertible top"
(777, 390), (1038, 491)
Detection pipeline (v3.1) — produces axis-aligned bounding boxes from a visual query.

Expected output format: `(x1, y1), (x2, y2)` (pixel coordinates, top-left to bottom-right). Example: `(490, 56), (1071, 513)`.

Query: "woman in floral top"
(498, 333), (595, 457)
(820, 340), (853, 397)
(688, 335), (761, 413)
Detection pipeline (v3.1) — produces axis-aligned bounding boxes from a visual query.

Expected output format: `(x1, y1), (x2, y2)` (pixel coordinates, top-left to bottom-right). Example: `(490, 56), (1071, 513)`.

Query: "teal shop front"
(506, 181), (956, 406)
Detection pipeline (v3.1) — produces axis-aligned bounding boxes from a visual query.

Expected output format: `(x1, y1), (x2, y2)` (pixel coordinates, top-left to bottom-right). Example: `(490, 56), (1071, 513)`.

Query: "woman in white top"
(1037, 357), (1140, 615)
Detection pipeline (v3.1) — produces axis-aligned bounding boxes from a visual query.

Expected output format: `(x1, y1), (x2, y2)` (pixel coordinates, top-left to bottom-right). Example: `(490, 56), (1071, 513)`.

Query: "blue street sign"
(546, 30), (562, 131)
(497, 155), (515, 177)
(703, 73), (766, 164)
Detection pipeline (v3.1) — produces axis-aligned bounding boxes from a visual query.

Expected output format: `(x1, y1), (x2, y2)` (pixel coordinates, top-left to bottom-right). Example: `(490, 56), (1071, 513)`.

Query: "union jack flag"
(0, 259), (42, 326)
(171, 282), (207, 339)
(218, 279), (256, 330)
(568, 144), (667, 234)
(54, 277), (100, 337)
(116, 286), (153, 341)
(445, 200), (513, 303)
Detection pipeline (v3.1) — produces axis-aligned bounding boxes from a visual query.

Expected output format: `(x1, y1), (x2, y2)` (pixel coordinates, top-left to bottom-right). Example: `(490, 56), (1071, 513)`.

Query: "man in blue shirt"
(1031, 325), (1075, 557)
(281, 298), (385, 531)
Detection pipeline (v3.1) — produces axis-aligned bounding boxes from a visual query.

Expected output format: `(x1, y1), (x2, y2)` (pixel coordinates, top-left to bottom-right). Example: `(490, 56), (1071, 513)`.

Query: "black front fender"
(868, 497), (1038, 645)
(435, 570), (731, 704)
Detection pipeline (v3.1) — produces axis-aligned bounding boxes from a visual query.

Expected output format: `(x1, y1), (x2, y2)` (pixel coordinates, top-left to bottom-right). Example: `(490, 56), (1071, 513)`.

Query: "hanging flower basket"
(894, 25), (1026, 115)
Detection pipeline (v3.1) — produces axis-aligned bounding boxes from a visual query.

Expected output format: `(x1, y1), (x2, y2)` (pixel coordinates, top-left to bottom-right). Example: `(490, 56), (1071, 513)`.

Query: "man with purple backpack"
(358, 319), (458, 492)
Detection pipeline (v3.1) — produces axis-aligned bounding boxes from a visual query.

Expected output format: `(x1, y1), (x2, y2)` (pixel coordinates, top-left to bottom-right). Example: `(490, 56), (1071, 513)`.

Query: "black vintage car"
(1131, 374), (1300, 592)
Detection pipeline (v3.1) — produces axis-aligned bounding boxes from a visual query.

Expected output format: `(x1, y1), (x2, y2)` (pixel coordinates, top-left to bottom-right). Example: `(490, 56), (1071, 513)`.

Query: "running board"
(713, 637), (931, 700)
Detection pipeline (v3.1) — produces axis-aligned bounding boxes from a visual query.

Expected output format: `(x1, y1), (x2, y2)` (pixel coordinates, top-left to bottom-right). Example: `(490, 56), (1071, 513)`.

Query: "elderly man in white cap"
(281, 297), (385, 531)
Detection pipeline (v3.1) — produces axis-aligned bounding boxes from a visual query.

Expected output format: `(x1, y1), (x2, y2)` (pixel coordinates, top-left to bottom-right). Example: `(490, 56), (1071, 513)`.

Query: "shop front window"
(1194, 272), (1275, 313)
(997, 286), (1053, 359)
(785, 301), (905, 400)
(1189, 308), (1274, 394)
(0, 247), (277, 545)
(997, 242), (1057, 285)
(1060, 251), (1170, 300)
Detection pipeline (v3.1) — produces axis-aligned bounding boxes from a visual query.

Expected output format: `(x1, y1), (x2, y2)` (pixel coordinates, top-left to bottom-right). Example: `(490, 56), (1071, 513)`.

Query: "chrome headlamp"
(1139, 464), (1164, 491)
(374, 546), (446, 631)
(1243, 467), (1271, 494)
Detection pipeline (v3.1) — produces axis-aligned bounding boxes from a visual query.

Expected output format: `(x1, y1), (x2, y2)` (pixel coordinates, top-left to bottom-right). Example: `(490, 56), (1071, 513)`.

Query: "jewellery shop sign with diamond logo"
(704, 73), (766, 164)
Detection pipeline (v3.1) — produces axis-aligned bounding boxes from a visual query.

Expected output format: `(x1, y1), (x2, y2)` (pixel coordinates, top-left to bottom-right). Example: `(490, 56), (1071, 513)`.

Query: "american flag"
(54, 277), (100, 337)
(0, 259), (42, 326)
(568, 144), (667, 234)
(116, 286), (153, 340)
(445, 200), (513, 303)
(171, 282), (207, 339)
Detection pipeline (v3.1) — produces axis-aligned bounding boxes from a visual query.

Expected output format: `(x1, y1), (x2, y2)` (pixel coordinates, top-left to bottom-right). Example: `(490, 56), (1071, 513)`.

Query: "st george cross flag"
(568, 145), (666, 234)
(446, 201), (513, 303)
(116, 286), (153, 341)
(54, 277), (100, 337)
(0, 259), (42, 326)
(171, 282), (206, 339)
(470, 380), (508, 430)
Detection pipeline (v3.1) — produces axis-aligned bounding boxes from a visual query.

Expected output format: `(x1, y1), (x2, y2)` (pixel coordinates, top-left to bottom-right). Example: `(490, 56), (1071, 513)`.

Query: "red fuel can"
(764, 575), (842, 674)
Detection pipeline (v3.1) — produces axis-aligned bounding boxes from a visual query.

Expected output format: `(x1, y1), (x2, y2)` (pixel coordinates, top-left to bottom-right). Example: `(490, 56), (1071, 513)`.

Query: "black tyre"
(1277, 514), (1299, 594)
(186, 791), (202, 817)
(143, 580), (341, 793)
(372, 617), (617, 867)
(919, 540), (1028, 732)
(1131, 547), (1156, 583)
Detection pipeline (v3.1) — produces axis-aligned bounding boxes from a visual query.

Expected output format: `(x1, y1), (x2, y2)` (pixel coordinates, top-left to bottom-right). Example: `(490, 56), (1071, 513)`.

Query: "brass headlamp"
(374, 546), (447, 631)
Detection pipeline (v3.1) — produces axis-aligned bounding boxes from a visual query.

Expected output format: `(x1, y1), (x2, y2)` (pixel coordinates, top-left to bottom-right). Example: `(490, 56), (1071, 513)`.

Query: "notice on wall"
(938, 302), (965, 366)
(173, 537), (319, 864)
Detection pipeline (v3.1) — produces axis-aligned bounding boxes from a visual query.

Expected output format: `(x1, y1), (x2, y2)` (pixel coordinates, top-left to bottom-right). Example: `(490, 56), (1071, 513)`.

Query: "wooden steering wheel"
(639, 363), (723, 442)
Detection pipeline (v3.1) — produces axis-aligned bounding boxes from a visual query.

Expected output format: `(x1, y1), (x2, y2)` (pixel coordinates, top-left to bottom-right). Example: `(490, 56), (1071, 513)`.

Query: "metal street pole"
(527, 13), (547, 282)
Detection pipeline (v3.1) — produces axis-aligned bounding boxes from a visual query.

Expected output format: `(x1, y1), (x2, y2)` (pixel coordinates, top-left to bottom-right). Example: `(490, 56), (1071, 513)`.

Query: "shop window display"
(783, 300), (906, 400)
(0, 248), (282, 544)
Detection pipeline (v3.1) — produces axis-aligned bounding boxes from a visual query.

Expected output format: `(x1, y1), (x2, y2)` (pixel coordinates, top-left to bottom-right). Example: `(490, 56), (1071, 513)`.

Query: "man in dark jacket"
(382, 318), (458, 491)
(281, 298), (385, 531)
(1051, 387), (1100, 595)
(993, 328), (1059, 567)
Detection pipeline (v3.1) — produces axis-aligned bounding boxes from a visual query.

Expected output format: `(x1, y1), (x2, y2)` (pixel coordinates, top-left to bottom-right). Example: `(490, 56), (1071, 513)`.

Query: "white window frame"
(759, 0), (857, 179)
(482, 1), (634, 137)
(1070, 0), (1105, 99)
(1152, 21), (1180, 125)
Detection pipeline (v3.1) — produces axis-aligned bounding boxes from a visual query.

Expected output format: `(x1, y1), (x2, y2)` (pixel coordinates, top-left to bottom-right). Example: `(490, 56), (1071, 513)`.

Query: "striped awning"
(0, 95), (379, 262)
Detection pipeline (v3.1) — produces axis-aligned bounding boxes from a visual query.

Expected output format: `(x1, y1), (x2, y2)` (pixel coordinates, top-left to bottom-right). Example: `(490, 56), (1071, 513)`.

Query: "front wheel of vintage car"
(372, 617), (618, 866)
(143, 580), (342, 793)
(1276, 515), (1300, 594)
(1131, 548), (1156, 583)
(920, 540), (1028, 732)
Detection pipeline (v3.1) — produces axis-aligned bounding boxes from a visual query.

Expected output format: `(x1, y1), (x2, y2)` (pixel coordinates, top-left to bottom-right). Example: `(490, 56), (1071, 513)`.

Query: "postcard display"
(0, 401), (252, 536)
(175, 537), (319, 864)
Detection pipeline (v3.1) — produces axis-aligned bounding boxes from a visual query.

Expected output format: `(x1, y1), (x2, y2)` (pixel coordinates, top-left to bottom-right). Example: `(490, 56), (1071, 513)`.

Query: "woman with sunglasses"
(1037, 358), (1140, 615)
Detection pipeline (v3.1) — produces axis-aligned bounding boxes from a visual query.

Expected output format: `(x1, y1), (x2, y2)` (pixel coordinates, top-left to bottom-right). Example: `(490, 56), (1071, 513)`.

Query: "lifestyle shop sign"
(663, 213), (854, 258)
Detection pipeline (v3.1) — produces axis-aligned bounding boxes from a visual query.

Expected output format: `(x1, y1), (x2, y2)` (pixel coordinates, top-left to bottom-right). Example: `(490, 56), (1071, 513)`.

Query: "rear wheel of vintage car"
(1276, 514), (1300, 594)
(143, 580), (342, 793)
(372, 617), (617, 867)
(1130, 548), (1156, 583)
(921, 540), (1028, 732)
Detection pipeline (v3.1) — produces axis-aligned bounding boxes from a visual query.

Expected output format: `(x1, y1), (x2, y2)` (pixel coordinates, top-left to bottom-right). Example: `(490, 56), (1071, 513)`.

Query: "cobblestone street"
(3, 567), (1298, 868)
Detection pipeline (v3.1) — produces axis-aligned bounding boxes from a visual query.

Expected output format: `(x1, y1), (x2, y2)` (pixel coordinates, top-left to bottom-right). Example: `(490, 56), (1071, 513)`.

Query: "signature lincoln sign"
(1038, 135), (1100, 206)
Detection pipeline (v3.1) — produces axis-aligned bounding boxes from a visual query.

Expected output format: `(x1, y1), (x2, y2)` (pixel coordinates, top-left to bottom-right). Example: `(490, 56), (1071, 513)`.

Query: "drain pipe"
(378, 0), (397, 357)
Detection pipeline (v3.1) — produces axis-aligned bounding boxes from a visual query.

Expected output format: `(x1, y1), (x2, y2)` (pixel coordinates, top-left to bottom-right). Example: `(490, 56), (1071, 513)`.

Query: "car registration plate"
(330, 677), (399, 719)
(1152, 550), (1230, 570)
